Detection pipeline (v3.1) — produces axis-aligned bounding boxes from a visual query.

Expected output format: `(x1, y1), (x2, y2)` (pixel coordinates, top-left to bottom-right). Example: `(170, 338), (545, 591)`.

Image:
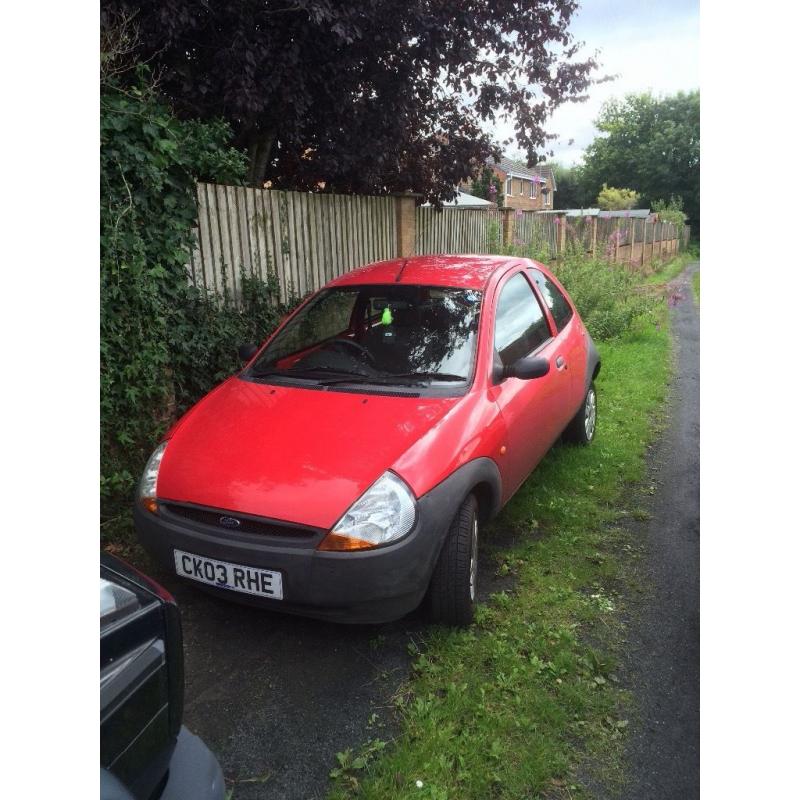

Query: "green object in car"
(381, 307), (393, 325)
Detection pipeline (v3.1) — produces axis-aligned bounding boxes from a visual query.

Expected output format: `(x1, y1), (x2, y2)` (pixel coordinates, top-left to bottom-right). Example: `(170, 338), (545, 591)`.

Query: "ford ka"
(135, 255), (600, 626)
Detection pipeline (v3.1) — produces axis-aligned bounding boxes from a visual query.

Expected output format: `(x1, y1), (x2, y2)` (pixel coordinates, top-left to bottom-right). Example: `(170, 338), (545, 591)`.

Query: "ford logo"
(219, 516), (241, 529)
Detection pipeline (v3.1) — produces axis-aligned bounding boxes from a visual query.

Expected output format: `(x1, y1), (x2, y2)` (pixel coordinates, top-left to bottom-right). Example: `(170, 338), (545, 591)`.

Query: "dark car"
(100, 552), (225, 800)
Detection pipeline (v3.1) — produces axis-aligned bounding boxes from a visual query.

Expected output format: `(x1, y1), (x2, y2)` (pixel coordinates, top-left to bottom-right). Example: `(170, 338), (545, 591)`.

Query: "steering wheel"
(327, 338), (376, 365)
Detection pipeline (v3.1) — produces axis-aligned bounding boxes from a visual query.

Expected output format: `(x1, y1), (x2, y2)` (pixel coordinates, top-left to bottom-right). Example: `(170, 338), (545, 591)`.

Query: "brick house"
(463, 157), (557, 211)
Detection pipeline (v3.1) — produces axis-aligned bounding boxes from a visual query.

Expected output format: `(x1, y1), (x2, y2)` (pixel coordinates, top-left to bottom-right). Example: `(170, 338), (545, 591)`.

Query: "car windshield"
(248, 284), (482, 389)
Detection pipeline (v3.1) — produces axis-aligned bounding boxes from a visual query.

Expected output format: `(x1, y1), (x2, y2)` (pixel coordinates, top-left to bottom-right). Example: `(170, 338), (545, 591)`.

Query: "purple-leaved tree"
(101, 1), (599, 201)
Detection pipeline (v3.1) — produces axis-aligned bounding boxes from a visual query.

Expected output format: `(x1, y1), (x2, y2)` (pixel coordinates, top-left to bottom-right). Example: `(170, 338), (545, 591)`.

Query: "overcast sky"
(494, 0), (700, 166)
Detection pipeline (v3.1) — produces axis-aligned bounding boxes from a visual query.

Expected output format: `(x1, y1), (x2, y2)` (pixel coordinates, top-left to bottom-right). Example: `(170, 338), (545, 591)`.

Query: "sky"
(495, 0), (700, 166)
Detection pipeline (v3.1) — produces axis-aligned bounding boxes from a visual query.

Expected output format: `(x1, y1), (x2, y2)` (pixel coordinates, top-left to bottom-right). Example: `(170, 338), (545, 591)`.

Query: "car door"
(490, 269), (567, 501)
(527, 267), (587, 421)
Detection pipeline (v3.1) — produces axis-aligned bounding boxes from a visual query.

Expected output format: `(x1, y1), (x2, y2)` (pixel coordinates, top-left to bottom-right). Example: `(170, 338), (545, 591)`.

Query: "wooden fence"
(187, 183), (690, 303)
(415, 206), (501, 255)
(189, 183), (397, 303)
(513, 211), (688, 264)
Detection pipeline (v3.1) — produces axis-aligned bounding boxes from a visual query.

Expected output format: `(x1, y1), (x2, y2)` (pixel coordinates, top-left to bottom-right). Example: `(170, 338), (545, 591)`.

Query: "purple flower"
(515, 209), (523, 217)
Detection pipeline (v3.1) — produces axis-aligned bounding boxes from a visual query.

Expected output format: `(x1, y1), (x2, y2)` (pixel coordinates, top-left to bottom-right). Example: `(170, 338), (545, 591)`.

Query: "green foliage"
(582, 91), (700, 227)
(652, 196), (688, 228)
(101, 71), (289, 532)
(550, 255), (660, 340)
(470, 167), (504, 207)
(596, 184), (640, 211)
(552, 163), (592, 209)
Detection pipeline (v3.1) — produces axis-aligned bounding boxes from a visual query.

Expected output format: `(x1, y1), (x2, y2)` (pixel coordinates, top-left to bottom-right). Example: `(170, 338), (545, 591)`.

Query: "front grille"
(161, 503), (317, 538)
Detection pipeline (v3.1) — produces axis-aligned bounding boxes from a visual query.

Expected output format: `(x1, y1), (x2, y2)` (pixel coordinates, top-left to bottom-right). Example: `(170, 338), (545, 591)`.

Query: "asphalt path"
(614, 261), (700, 798)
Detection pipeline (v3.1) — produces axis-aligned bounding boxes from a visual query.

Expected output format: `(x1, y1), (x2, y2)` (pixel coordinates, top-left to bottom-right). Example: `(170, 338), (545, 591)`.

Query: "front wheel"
(427, 495), (479, 626)
(563, 382), (597, 445)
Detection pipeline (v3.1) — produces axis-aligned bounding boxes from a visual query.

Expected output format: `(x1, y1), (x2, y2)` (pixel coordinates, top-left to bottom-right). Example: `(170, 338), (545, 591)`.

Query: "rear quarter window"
(528, 268), (574, 332)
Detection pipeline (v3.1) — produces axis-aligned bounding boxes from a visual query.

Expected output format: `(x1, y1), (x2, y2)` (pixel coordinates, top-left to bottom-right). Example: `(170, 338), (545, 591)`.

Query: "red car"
(135, 255), (600, 625)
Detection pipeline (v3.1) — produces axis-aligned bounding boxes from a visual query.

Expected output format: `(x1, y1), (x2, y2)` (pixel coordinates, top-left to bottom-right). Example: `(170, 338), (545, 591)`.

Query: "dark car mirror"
(502, 355), (550, 381)
(238, 343), (258, 362)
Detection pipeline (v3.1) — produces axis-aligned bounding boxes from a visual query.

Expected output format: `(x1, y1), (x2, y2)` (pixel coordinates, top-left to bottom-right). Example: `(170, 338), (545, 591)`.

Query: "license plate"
(174, 550), (283, 600)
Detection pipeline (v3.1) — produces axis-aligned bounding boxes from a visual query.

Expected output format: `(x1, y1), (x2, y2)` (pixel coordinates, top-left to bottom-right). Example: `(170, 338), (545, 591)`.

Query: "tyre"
(563, 381), (597, 445)
(428, 494), (479, 626)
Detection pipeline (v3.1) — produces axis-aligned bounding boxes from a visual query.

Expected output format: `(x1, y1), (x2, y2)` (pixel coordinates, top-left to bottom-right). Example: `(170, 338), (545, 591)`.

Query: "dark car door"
(490, 270), (568, 501)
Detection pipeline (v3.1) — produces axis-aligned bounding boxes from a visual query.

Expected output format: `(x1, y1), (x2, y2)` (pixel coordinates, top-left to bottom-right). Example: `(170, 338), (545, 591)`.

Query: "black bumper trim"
(135, 458), (502, 624)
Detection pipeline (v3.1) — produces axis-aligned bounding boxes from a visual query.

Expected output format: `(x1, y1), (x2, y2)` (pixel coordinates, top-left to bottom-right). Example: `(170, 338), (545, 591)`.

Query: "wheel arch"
(433, 457), (503, 524)
(585, 332), (601, 394)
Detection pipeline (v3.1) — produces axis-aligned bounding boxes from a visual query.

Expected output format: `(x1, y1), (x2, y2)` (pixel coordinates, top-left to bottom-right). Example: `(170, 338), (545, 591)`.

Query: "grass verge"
(692, 270), (700, 303)
(329, 312), (672, 799)
(643, 251), (694, 286)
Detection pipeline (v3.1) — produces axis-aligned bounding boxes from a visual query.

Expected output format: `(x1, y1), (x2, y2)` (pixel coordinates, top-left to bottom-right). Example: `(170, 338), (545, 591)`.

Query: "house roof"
(537, 208), (652, 218)
(422, 190), (494, 209)
(490, 157), (557, 191)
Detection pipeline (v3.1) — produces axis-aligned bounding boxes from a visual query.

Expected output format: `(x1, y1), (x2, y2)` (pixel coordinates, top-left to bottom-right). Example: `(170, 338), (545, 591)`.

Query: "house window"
(544, 188), (551, 206)
(529, 180), (537, 199)
(505, 177), (512, 196)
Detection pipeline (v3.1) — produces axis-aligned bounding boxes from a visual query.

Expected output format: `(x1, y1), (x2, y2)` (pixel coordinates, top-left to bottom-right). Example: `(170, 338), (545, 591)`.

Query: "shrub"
(652, 196), (688, 228)
(101, 70), (294, 532)
(596, 184), (640, 210)
(550, 255), (660, 340)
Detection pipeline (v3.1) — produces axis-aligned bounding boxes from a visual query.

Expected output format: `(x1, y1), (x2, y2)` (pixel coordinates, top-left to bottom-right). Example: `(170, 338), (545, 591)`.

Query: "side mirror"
(238, 343), (258, 362)
(495, 355), (550, 382)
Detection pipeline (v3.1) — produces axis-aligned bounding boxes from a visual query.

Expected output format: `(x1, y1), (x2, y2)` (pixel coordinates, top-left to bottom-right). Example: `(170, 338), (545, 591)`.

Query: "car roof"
(326, 255), (521, 291)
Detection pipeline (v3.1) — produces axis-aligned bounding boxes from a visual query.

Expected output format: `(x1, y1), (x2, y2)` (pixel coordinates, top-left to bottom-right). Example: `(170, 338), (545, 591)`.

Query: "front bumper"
(134, 482), (458, 624)
(101, 727), (223, 800)
(160, 727), (225, 800)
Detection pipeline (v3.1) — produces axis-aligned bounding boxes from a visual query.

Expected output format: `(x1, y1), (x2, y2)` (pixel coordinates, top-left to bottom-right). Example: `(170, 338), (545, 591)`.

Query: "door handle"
(555, 356), (567, 370)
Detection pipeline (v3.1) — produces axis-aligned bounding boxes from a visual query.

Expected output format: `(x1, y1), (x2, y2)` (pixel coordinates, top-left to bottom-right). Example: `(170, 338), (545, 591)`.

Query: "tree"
(596, 184), (639, 210)
(100, 2), (598, 201)
(470, 167), (504, 207)
(581, 91), (700, 227)
(551, 163), (592, 209)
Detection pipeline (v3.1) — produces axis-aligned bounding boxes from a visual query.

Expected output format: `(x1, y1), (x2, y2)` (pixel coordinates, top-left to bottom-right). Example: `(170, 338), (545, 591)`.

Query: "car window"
(249, 284), (482, 388)
(261, 289), (359, 365)
(528, 268), (574, 332)
(494, 272), (551, 367)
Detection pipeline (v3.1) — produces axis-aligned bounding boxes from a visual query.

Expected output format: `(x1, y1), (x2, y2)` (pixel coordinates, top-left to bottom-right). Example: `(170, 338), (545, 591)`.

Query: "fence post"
(590, 216), (597, 257)
(557, 213), (567, 257)
(641, 219), (647, 267)
(500, 207), (515, 250)
(393, 192), (420, 257)
(614, 218), (621, 262)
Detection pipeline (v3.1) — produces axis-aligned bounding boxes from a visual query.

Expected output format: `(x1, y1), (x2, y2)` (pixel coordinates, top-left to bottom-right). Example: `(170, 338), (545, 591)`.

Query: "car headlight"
(138, 441), (167, 513)
(318, 471), (417, 551)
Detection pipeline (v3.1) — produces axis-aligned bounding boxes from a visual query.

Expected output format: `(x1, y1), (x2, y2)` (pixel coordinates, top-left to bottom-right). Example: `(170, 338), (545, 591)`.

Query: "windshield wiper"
(387, 372), (466, 382)
(249, 367), (369, 381)
(311, 372), (467, 387)
(249, 367), (466, 388)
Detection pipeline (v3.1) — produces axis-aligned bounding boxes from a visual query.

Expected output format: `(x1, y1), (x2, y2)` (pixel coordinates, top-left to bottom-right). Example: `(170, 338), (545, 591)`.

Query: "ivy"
(101, 72), (292, 537)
